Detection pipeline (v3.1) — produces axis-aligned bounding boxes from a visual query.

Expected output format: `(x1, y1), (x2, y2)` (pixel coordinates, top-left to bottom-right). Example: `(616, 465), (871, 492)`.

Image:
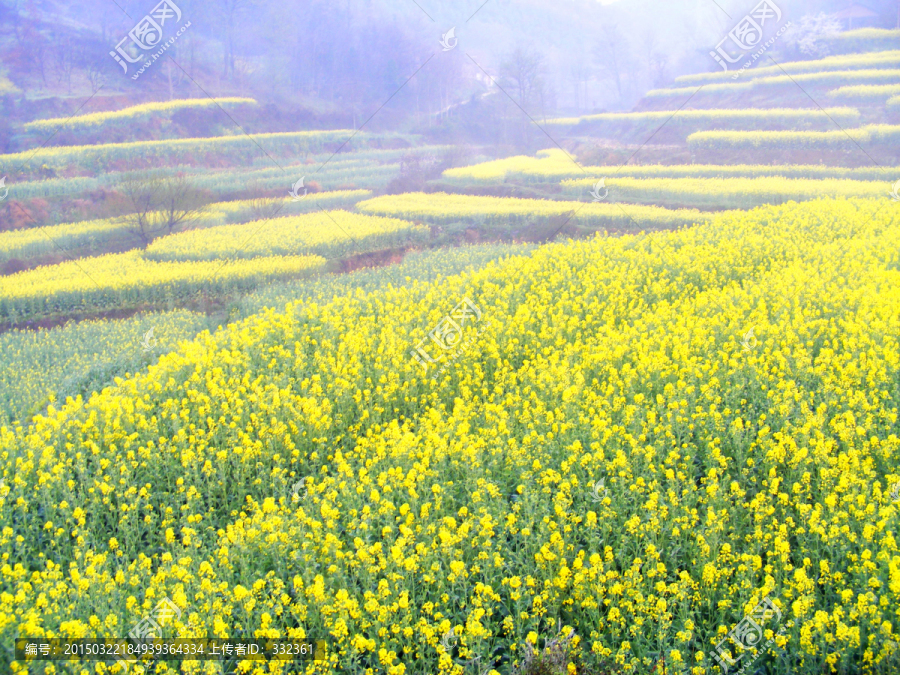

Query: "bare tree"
(120, 174), (210, 246)
(84, 59), (107, 94)
(594, 24), (632, 103)
(639, 30), (657, 78)
(649, 51), (669, 89)
(221, 0), (256, 80)
(50, 34), (76, 93)
(499, 47), (546, 110)
(570, 60), (591, 114)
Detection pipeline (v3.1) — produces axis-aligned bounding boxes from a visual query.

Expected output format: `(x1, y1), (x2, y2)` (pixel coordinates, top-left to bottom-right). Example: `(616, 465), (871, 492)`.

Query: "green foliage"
(546, 108), (861, 141)
(143, 210), (430, 262)
(0, 243), (534, 427)
(358, 192), (707, 234)
(211, 191), (374, 223)
(237, 242), (536, 317)
(0, 310), (208, 427)
(0, 130), (407, 175)
(560, 176), (888, 210)
(687, 124), (900, 153)
(23, 98), (257, 134)
(440, 149), (897, 186)
(0, 251), (326, 323)
(4, 146), (453, 201)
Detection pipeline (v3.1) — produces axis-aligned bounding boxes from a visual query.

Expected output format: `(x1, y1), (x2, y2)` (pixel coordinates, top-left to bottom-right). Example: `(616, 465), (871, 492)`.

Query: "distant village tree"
(499, 47), (546, 110)
(594, 24), (633, 103)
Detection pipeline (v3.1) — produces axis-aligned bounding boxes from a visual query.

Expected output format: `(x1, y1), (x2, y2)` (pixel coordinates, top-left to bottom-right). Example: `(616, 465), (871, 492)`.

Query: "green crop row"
(144, 210), (429, 262)
(192, 162), (401, 195)
(207, 190), (373, 223)
(440, 148), (897, 185)
(674, 50), (900, 86)
(828, 83), (900, 102)
(237, 242), (536, 318)
(559, 176), (890, 210)
(544, 107), (860, 140)
(0, 250), (327, 323)
(0, 191), (372, 264)
(23, 98), (257, 134)
(357, 191), (707, 233)
(645, 69), (900, 101)
(0, 130), (396, 175)
(687, 124), (900, 153)
(4, 145), (453, 200)
(0, 309), (210, 427)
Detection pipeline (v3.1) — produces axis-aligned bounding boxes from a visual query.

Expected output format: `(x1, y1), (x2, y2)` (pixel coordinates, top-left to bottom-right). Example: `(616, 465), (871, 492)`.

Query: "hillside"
(2, 4), (900, 675)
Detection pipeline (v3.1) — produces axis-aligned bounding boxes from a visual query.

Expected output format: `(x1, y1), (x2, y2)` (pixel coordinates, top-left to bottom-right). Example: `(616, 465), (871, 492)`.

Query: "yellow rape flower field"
(644, 70), (900, 99)
(671, 50), (900, 85)
(687, 125), (900, 154)
(144, 211), (430, 262)
(357, 192), (704, 231)
(544, 108), (861, 132)
(3, 197), (900, 674)
(440, 149), (895, 186)
(0, 130), (359, 174)
(0, 191), (376, 265)
(0, 251), (326, 323)
(559, 176), (891, 210)
(828, 85), (900, 103)
(23, 99), (258, 133)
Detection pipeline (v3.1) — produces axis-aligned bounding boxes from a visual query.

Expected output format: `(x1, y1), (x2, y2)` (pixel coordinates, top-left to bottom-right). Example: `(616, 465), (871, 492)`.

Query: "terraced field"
(144, 211), (430, 261)
(545, 108), (861, 142)
(440, 149), (897, 185)
(2, 19), (900, 675)
(357, 191), (706, 231)
(4, 198), (900, 675)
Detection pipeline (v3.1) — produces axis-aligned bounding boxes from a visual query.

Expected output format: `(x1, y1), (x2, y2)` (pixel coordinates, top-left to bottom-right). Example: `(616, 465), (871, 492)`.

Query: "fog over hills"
(2, 0), (898, 128)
